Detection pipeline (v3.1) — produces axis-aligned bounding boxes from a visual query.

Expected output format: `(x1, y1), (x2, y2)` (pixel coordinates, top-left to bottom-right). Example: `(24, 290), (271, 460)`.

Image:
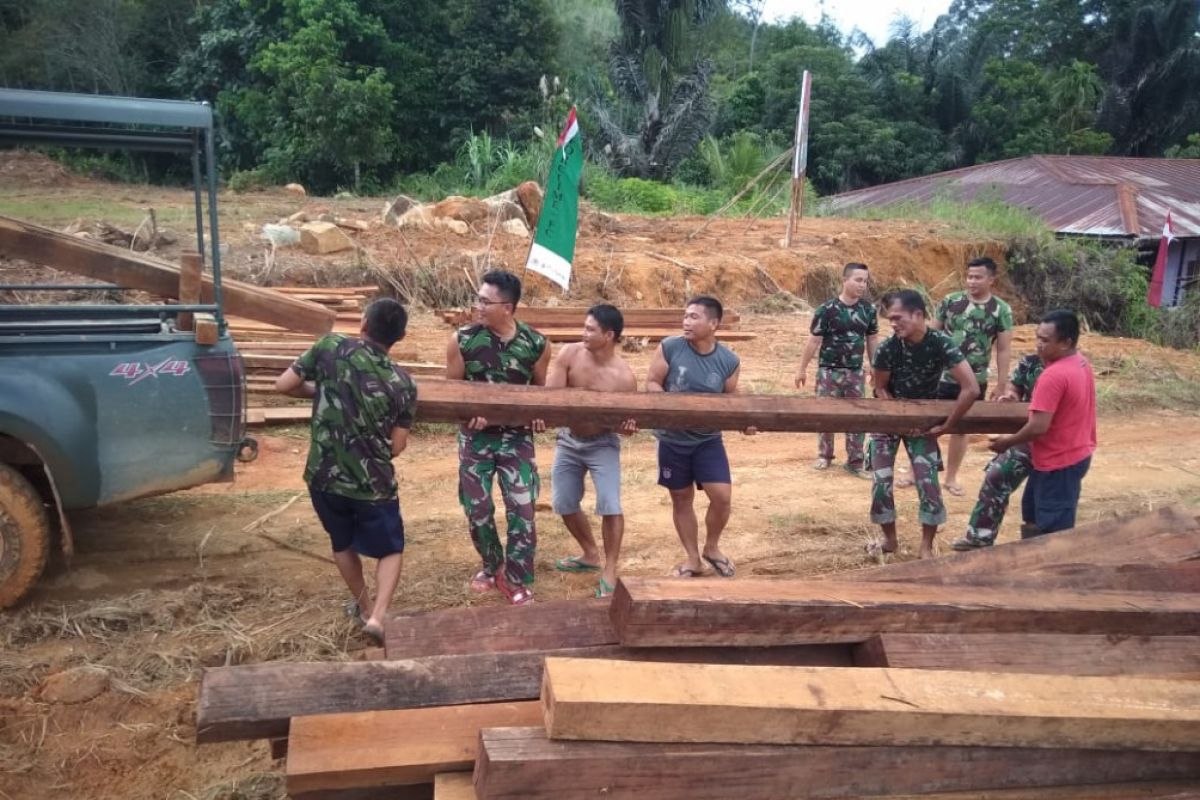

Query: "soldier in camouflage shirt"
(869, 290), (979, 559)
(795, 263), (879, 476)
(446, 270), (550, 605)
(930, 256), (1014, 496)
(277, 299), (417, 643)
(952, 353), (1044, 549)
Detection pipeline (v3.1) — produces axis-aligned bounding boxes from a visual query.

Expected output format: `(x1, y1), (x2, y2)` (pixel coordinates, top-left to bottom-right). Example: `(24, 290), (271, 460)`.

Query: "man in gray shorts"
(541, 304), (637, 598)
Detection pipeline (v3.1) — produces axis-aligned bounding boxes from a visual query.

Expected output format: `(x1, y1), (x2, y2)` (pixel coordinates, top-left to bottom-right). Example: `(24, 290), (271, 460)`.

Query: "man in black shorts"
(276, 299), (417, 643)
(646, 296), (752, 578)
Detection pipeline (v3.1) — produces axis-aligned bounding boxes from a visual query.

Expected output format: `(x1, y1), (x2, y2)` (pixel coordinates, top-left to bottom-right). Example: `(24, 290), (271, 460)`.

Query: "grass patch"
(1098, 376), (1200, 413)
(0, 196), (151, 227)
(832, 195), (1050, 240)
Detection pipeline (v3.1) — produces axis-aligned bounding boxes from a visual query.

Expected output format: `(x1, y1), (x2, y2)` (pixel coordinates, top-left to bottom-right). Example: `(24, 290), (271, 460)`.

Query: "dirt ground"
(2, 152), (1200, 799)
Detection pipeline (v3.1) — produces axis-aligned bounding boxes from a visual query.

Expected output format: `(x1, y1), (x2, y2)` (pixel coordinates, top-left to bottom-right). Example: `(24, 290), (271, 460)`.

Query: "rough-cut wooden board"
(245, 406), (311, 426)
(196, 643), (852, 743)
(870, 785), (1200, 800)
(540, 658), (1200, 750)
(290, 785), (432, 800)
(0, 214), (336, 334)
(474, 727), (1200, 800)
(433, 773), (474, 800)
(609, 577), (1200, 647)
(285, 702), (542, 794)
(386, 599), (615, 659)
(838, 506), (1200, 587)
(416, 380), (1027, 434)
(854, 633), (1200, 678)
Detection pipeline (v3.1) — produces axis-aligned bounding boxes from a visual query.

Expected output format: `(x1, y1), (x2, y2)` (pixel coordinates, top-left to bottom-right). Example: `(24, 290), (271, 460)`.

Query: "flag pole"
(785, 70), (812, 249)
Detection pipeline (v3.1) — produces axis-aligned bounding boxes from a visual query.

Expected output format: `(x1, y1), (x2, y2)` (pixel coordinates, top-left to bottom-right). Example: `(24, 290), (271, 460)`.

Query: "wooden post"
(177, 251), (202, 331)
(784, 70), (812, 249)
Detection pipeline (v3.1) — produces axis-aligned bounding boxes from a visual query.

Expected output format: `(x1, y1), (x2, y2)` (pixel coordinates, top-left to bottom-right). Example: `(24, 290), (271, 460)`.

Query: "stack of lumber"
(246, 378), (1030, 430)
(195, 506), (1200, 798)
(437, 306), (755, 343)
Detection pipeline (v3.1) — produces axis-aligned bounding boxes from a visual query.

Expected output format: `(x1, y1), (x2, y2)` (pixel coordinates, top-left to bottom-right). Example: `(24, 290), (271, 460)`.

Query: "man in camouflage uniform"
(446, 270), (550, 605)
(929, 256), (1013, 496)
(870, 290), (979, 559)
(796, 262), (879, 477)
(951, 354), (1045, 550)
(276, 299), (417, 643)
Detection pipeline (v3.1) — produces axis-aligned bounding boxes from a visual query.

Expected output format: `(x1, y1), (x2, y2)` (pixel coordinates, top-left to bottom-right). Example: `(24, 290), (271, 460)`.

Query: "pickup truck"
(0, 89), (250, 607)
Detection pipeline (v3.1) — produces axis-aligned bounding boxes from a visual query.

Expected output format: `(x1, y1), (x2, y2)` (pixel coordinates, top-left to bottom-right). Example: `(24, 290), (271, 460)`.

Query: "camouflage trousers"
(964, 444), (1032, 545)
(816, 367), (866, 468)
(869, 433), (946, 526)
(458, 428), (540, 586)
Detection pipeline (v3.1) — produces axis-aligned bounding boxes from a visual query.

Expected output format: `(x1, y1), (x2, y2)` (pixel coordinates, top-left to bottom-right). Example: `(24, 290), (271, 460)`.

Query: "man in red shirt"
(988, 309), (1095, 536)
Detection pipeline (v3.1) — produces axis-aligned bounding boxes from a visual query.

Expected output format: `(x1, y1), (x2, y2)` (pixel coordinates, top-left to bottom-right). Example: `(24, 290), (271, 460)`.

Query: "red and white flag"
(1147, 211), (1174, 308)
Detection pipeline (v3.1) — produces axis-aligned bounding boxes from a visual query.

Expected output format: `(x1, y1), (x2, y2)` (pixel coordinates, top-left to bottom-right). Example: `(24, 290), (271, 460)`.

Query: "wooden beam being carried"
(853, 633), (1200, 678)
(609, 577), (1200, 647)
(196, 643), (852, 744)
(0, 214), (336, 334)
(414, 380), (1028, 434)
(473, 727), (1200, 800)
(540, 658), (1200, 750)
(838, 506), (1200, 588)
(285, 702), (542, 795)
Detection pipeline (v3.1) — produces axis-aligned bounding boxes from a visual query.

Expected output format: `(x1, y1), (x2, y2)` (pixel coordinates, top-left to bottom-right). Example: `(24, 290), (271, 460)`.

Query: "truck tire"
(0, 463), (50, 609)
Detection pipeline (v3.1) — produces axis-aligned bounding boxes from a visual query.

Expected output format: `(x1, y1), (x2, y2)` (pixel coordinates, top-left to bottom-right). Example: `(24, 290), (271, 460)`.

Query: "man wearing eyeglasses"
(446, 270), (551, 605)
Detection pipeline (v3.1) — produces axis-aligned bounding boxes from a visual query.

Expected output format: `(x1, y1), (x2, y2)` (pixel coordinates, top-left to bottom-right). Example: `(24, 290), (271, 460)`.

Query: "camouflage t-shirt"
(936, 291), (1013, 384)
(873, 329), (966, 400)
(456, 321), (547, 385)
(292, 334), (417, 501)
(810, 298), (879, 370)
(1010, 354), (1044, 402)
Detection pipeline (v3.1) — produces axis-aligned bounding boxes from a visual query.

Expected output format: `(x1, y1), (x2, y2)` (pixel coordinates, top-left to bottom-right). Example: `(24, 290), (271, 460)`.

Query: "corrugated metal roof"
(823, 155), (1200, 240)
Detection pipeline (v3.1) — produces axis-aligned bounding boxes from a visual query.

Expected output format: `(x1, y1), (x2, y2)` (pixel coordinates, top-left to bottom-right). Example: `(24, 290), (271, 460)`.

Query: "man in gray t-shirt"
(646, 295), (753, 579)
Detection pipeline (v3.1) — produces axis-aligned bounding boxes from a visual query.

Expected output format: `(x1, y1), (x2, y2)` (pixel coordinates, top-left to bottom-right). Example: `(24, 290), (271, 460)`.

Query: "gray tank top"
(654, 335), (741, 446)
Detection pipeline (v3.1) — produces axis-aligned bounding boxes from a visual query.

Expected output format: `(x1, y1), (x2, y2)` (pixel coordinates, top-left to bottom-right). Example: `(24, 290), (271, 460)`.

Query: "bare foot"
(865, 539), (897, 557)
(918, 544), (935, 559)
(943, 482), (964, 497)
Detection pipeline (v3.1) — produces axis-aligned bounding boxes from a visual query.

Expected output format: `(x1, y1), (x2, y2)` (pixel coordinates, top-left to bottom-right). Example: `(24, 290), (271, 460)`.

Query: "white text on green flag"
(526, 108), (582, 290)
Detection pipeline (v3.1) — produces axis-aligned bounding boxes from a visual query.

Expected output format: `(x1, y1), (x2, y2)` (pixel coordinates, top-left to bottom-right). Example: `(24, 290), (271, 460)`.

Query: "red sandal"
(496, 571), (535, 606)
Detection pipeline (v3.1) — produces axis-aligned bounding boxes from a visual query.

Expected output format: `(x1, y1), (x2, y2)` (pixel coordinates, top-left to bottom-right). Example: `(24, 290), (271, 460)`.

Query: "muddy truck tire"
(0, 463), (50, 609)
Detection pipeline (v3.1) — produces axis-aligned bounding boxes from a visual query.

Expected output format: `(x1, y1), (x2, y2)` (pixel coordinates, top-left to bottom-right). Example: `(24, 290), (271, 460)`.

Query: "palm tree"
(591, 0), (725, 179)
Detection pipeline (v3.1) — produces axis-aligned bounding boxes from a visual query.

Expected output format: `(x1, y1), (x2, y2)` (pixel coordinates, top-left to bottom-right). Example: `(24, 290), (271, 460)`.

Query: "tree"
(591, 0), (725, 179)
(1050, 60), (1111, 154)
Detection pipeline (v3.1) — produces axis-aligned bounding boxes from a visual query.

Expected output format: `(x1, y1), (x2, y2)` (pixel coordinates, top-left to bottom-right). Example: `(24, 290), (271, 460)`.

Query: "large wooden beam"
(196, 643), (852, 744)
(385, 599), (616, 659)
(540, 658), (1200, 750)
(837, 506), (1200, 588)
(853, 633), (1200, 678)
(286, 702), (542, 795)
(0, 213), (336, 334)
(474, 727), (1200, 800)
(609, 577), (1200, 647)
(415, 380), (1027, 434)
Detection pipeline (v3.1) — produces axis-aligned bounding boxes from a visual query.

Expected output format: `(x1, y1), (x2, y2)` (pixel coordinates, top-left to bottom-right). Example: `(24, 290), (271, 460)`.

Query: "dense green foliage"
(2, 0), (1197, 195)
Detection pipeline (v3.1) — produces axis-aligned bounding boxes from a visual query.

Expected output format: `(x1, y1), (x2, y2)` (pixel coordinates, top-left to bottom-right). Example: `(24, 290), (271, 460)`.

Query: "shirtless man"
(540, 304), (637, 598)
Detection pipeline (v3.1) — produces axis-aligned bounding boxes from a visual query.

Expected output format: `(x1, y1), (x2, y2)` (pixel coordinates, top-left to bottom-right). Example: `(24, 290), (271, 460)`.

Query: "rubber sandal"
(595, 577), (615, 598)
(702, 554), (736, 578)
(555, 555), (601, 574)
(944, 483), (965, 497)
(950, 535), (990, 551)
(812, 458), (831, 470)
(469, 570), (496, 594)
(361, 621), (384, 644)
(669, 564), (704, 578)
(496, 571), (535, 606)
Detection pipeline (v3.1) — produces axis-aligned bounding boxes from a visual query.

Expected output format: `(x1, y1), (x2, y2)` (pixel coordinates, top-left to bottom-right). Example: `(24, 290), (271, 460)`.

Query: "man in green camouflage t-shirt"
(870, 290), (979, 559)
(276, 299), (417, 643)
(446, 270), (551, 606)
(929, 256), (1013, 496)
(795, 262), (879, 477)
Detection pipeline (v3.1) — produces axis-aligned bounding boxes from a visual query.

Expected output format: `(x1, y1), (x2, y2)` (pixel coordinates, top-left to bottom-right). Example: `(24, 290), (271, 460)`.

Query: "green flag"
(526, 107), (582, 290)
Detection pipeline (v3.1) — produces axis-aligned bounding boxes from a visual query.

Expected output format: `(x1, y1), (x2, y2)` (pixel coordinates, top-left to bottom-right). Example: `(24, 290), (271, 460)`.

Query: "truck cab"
(0, 89), (248, 607)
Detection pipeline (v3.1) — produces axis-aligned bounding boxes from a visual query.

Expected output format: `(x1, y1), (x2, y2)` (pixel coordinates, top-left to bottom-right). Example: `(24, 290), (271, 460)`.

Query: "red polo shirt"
(1028, 353), (1096, 471)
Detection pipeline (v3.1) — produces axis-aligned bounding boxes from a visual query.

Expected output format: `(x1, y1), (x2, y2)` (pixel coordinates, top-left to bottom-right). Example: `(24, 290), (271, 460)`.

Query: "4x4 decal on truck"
(110, 358), (191, 385)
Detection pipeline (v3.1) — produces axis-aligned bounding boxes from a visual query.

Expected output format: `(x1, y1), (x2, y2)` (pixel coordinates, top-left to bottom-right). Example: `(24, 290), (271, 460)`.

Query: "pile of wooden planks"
(195, 506), (1200, 798)
(437, 306), (756, 343)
